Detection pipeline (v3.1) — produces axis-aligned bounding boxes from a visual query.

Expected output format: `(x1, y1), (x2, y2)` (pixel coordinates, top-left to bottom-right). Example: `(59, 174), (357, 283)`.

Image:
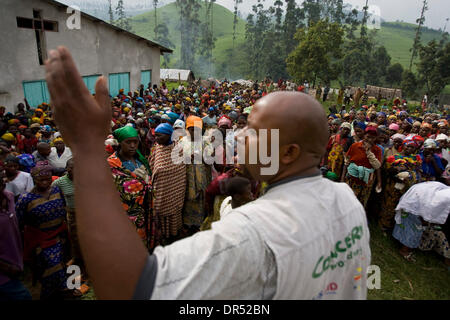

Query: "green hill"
(130, 3), (446, 79)
(376, 21), (445, 70)
(131, 2), (247, 79)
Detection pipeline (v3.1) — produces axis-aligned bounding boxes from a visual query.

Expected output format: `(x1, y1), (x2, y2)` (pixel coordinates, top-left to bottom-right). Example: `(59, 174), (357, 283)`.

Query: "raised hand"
(44, 46), (111, 153)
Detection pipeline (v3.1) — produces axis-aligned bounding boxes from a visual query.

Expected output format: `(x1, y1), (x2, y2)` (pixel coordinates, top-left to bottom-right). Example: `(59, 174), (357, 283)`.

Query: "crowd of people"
(0, 76), (449, 300)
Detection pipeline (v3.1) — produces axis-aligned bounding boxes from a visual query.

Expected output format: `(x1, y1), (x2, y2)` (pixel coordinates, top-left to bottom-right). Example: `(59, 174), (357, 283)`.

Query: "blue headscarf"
(167, 112), (179, 124)
(354, 121), (367, 131)
(155, 123), (174, 145)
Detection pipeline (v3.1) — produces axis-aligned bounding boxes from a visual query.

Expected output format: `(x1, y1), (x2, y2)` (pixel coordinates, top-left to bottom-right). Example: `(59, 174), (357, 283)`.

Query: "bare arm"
(45, 47), (147, 299)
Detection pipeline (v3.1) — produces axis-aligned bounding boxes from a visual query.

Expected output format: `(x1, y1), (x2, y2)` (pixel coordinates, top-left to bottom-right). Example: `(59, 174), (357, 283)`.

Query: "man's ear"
(280, 144), (301, 165)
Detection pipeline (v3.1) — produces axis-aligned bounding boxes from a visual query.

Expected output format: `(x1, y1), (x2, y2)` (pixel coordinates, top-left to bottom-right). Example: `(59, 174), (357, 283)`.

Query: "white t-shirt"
(48, 147), (72, 169)
(219, 196), (232, 219)
(5, 171), (34, 197)
(149, 175), (371, 300)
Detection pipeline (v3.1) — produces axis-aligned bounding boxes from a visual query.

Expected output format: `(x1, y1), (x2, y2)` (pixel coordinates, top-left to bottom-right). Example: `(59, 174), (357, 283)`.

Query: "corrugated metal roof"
(43, 0), (173, 54)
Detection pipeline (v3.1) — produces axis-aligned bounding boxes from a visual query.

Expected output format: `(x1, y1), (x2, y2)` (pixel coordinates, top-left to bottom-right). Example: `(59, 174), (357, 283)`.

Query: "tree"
(287, 20), (344, 86)
(115, 0), (132, 32)
(371, 46), (391, 86)
(409, 0), (428, 70)
(401, 70), (419, 99)
(302, 0), (321, 26)
(386, 63), (404, 87)
(153, 0), (158, 38)
(198, 0), (217, 77)
(417, 40), (450, 97)
(360, 0), (369, 38)
(244, 1), (272, 80)
(108, 0), (114, 25)
(232, 0), (243, 49)
(155, 23), (175, 68)
(175, 0), (202, 70)
(283, 0), (304, 57)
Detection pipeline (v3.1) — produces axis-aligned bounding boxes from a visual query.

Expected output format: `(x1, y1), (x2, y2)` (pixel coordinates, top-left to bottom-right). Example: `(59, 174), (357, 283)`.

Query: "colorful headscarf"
(31, 117), (41, 124)
(31, 161), (53, 177)
(167, 112), (179, 124)
(389, 123), (400, 131)
(341, 122), (352, 130)
(403, 140), (419, 148)
(41, 125), (53, 132)
(155, 123), (174, 137)
(113, 126), (150, 173)
(1, 133), (15, 142)
(173, 119), (185, 130)
(392, 133), (406, 141)
(423, 139), (437, 149)
(53, 137), (64, 143)
(354, 121), (367, 131)
(186, 116), (203, 129)
(218, 116), (232, 129)
(17, 154), (36, 173)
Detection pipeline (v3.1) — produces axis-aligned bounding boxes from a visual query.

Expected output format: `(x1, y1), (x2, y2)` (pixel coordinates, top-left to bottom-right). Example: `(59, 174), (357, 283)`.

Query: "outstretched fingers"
(45, 49), (66, 118)
(57, 46), (91, 98)
(95, 76), (111, 112)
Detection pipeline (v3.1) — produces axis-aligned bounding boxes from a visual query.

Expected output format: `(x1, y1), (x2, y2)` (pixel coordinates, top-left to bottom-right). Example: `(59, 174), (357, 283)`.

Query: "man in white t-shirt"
(4, 155), (34, 199)
(44, 47), (371, 300)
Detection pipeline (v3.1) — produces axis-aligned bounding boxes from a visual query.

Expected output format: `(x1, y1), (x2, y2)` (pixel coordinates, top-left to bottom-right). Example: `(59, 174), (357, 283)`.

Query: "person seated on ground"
(392, 181), (450, 267)
(220, 176), (254, 220)
(32, 142), (51, 163)
(4, 155), (34, 201)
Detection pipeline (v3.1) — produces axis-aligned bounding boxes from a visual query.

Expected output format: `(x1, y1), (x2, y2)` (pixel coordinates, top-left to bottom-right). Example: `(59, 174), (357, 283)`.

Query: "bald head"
(241, 92), (328, 183)
(249, 91), (329, 159)
(37, 142), (51, 157)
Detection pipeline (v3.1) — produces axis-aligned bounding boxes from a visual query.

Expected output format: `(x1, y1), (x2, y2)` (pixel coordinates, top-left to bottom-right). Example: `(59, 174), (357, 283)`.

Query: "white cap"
(436, 134), (449, 142)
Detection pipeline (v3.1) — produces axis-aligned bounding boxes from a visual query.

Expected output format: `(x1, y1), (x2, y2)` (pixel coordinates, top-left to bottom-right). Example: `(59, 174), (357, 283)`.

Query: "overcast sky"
(63, 0), (450, 31)
(212, 0), (450, 31)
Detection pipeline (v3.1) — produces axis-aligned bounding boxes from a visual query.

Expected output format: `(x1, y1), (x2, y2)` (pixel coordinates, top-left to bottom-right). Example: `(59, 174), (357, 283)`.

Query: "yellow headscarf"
(1, 133), (15, 142)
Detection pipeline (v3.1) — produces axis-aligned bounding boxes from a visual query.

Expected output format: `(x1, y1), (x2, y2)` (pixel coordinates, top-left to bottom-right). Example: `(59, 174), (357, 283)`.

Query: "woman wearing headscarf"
(342, 126), (383, 209)
(379, 139), (422, 231)
(149, 123), (186, 243)
(15, 161), (79, 299)
(384, 133), (405, 160)
(326, 122), (353, 179)
(352, 121), (367, 143)
(420, 139), (445, 182)
(178, 116), (212, 234)
(108, 126), (159, 251)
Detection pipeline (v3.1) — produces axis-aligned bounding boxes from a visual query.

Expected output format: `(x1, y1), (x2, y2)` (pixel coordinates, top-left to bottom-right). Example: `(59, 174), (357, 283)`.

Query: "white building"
(160, 69), (195, 83)
(0, 0), (172, 111)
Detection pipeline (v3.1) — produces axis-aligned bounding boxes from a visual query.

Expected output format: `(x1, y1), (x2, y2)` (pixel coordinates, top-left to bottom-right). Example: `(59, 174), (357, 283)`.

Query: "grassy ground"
(367, 219), (450, 300)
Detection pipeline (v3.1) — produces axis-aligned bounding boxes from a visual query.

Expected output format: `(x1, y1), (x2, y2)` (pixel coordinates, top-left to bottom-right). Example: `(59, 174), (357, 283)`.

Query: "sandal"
(401, 252), (416, 262)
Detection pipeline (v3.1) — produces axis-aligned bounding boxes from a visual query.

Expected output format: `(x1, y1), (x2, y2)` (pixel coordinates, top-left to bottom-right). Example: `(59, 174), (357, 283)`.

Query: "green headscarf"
(325, 171), (339, 181)
(113, 126), (150, 173)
